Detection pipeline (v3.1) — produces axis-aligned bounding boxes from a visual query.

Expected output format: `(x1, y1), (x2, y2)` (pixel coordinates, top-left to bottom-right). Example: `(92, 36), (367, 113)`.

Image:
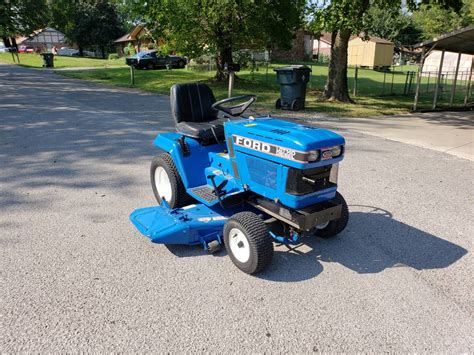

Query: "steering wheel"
(211, 95), (256, 117)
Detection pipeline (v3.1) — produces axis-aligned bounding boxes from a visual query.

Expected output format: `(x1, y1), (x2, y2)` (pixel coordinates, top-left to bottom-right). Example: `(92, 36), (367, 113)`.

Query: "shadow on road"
(258, 206), (467, 282)
(0, 65), (175, 210)
(159, 206), (467, 282)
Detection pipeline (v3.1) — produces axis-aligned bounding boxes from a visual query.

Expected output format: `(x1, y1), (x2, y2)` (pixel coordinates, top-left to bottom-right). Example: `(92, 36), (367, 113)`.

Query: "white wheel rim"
(228, 228), (250, 263)
(316, 221), (329, 230)
(155, 166), (172, 202)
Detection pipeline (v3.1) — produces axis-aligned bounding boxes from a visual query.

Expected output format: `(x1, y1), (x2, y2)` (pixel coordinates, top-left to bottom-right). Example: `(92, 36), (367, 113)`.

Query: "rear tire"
(177, 60), (185, 68)
(315, 192), (349, 238)
(150, 153), (192, 208)
(224, 212), (273, 274)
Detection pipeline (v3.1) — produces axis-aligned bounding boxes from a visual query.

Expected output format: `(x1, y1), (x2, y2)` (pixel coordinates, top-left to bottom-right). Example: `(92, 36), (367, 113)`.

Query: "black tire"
(315, 192), (349, 238)
(275, 98), (282, 109)
(177, 60), (185, 68)
(224, 212), (273, 274)
(150, 153), (192, 208)
(291, 99), (300, 111)
(146, 62), (154, 70)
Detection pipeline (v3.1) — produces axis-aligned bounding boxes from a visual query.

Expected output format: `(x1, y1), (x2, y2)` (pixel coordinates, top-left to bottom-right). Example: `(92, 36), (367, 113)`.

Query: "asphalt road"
(1, 63), (473, 352)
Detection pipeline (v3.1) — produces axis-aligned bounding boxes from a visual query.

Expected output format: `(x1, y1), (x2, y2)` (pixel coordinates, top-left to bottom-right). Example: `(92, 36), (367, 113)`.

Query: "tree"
(309, 0), (464, 103)
(50, 0), (124, 58)
(122, 0), (305, 80)
(364, 7), (422, 46)
(0, 0), (50, 48)
(412, 3), (463, 40)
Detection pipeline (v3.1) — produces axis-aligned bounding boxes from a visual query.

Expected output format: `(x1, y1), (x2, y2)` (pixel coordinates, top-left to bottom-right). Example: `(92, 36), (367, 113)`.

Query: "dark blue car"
(126, 51), (187, 70)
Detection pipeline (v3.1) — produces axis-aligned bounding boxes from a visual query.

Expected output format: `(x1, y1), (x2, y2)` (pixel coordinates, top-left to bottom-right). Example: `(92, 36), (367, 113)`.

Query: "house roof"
(414, 24), (474, 55)
(114, 25), (146, 43)
(316, 32), (332, 44)
(16, 27), (65, 44)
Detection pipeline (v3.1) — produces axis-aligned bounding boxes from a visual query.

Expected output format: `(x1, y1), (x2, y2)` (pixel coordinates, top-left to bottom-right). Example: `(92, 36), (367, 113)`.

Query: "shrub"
(123, 43), (136, 56)
(108, 53), (119, 60)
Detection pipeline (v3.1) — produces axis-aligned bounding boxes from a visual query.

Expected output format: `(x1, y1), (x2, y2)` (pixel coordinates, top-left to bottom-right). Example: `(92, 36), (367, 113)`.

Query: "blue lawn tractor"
(130, 83), (349, 274)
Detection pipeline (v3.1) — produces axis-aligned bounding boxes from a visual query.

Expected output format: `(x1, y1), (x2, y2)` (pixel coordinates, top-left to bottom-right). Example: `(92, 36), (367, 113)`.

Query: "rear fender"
(153, 132), (225, 189)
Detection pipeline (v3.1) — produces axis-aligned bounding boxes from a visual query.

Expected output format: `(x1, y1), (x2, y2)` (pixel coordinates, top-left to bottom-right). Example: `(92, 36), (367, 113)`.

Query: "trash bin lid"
(274, 65), (312, 72)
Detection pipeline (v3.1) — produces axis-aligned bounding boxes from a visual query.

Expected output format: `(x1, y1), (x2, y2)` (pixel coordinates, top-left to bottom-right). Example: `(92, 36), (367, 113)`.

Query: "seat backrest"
(170, 83), (218, 123)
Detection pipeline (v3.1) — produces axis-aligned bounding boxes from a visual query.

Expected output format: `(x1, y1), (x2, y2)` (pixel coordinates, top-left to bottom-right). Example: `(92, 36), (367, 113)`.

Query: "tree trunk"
(78, 46), (84, 57)
(324, 29), (353, 103)
(100, 46), (105, 59)
(215, 46), (233, 81)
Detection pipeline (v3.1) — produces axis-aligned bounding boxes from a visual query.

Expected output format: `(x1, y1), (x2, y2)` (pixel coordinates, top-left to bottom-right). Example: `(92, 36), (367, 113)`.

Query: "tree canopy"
(121, 0), (305, 80)
(0, 0), (49, 46)
(50, 0), (124, 58)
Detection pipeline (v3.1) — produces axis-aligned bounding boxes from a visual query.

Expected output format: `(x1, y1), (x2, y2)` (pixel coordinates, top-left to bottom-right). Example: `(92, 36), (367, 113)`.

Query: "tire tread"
(227, 212), (273, 273)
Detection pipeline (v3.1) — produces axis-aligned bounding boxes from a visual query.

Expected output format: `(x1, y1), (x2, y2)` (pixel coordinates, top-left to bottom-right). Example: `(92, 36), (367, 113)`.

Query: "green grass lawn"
(3, 53), (468, 117)
(0, 53), (126, 69)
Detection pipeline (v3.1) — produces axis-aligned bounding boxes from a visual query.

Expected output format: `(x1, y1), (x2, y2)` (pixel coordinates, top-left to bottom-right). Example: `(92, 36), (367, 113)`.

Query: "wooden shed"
(348, 36), (394, 68)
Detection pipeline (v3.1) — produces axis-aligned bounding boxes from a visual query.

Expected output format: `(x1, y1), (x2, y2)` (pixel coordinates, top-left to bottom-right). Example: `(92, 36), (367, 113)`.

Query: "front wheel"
(146, 62), (154, 70)
(150, 153), (192, 208)
(224, 212), (273, 274)
(315, 192), (349, 238)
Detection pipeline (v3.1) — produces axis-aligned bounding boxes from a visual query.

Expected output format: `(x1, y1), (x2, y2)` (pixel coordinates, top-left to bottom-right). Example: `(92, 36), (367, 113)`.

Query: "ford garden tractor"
(130, 83), (349, 274)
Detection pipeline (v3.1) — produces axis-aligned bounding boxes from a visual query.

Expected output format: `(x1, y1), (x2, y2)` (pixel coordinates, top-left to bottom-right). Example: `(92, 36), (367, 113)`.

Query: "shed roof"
(414, 25), (474, 55)
(349, 35), (393, 44)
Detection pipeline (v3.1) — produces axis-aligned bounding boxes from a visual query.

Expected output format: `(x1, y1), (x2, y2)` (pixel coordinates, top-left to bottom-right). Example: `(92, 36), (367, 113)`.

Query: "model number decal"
(233, 135), (308, 162)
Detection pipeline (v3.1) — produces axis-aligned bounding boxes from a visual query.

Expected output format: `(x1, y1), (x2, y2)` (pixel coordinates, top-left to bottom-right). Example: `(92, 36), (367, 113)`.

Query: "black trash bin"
(41, 53), (54, 68)
(274, 65), (311, 111)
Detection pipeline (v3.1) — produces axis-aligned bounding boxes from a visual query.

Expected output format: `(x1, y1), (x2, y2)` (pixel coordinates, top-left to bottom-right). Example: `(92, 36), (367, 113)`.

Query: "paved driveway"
(1, 64), (473, 352)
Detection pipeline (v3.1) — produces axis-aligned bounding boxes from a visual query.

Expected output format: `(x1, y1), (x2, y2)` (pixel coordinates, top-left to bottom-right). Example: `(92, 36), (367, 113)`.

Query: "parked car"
(18, 45), (34, 53)
(126, 51), (187, 70)
(0, 44), (10, 53)
(57, 47), (79, 56)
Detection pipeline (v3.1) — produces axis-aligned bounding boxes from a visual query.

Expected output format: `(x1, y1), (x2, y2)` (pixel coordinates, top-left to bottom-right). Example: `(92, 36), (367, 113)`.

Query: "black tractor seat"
(170, 83), (225, 143)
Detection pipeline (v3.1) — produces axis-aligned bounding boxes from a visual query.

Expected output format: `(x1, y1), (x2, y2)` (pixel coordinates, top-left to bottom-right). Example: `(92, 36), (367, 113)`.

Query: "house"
(114, 25), (155, 56)
(312, 32), (332, 60)
(271, 29), (314, 61)
(16, 28), (65, 51)
(348, 36), (394, 68)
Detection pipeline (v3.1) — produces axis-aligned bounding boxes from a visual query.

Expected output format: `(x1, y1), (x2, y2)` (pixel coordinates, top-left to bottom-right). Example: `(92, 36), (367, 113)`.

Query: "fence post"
(130, 65), (135, 85)
(265, 61), (269, 82)
(353, 66), (358, 97)
(390, 70), (395, 94)
(382, 69), (387, 95)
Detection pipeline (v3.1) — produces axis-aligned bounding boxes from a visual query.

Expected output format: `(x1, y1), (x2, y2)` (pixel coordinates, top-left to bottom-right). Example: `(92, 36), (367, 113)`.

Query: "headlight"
(307, 150), (319, 161)
(330, 145), (343, 157)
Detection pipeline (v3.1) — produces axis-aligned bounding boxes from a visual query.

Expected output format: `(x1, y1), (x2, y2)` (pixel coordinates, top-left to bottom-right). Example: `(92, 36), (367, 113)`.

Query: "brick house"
(271, 29), (314, 61)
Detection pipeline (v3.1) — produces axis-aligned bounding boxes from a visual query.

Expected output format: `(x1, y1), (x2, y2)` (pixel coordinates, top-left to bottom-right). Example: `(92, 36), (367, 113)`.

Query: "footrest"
(190, 185), (218, 203)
